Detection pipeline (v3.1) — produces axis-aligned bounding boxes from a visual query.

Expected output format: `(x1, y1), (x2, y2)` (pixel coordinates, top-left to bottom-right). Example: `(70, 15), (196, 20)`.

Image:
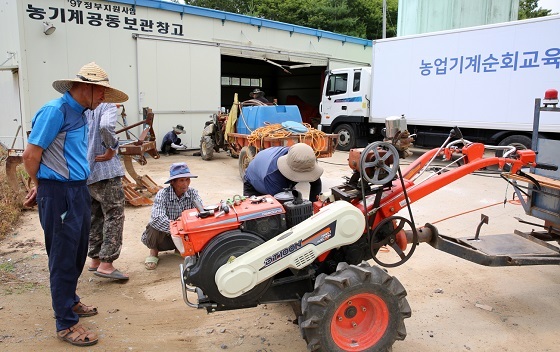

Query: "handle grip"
(450, 126), (463, 140)
(535, 163), (558, 171)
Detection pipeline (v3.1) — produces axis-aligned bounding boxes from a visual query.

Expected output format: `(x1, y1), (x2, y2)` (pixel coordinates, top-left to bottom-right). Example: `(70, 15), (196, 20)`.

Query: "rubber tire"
(200, 135), (214, 161)
(334, 124), (356, 151)
(495, 134), (532, 157)
(238, 146), (256, 180)
(300, 262), (411, 352)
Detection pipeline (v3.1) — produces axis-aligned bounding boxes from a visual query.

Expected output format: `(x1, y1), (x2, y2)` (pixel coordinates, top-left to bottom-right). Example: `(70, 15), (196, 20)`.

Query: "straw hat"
(52, 62), (128, 103)
(165, 162), (198, 184)
(277, 143), (323, 182)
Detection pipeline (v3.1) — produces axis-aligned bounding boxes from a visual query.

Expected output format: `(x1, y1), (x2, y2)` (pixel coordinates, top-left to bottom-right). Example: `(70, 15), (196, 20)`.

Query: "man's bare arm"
(22, 144), (43, 207)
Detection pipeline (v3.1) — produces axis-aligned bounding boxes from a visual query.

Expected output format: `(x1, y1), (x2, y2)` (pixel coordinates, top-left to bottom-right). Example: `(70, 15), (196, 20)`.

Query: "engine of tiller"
(171, 193), (330, 311)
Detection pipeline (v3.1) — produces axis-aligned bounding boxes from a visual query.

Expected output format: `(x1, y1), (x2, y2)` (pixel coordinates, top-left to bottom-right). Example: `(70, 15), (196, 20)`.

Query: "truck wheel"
(300, 262), (411, 352)
(495, 134), (532, 157)
(334, 124), (356, 151)
(200, 135), (214, 161)
(238, 146), (256, 179)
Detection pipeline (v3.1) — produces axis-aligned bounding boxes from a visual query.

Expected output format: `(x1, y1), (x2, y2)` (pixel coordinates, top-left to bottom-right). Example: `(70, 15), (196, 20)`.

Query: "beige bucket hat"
(173, 124), (186, 134)
(52, 62), (128, 103)
(277, 143), (323, 182)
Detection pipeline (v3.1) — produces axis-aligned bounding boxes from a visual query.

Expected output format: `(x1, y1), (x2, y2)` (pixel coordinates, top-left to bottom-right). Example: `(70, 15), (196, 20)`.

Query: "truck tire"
(200, 135), (214, 161)
(238, 146), (256, 180)
(495, 134), (532, 157)
(334, 124), (356, 151)
(299, 262), (411, 352)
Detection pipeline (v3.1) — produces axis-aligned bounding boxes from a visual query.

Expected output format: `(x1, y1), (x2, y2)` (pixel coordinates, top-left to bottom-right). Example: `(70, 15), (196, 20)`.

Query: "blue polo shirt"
(27, 92), (90, 181)
(244, 146), (292, 195)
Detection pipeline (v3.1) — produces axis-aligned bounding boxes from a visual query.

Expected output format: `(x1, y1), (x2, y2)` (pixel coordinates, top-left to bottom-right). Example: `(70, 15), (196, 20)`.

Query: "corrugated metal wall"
(397, 0), (519, 36)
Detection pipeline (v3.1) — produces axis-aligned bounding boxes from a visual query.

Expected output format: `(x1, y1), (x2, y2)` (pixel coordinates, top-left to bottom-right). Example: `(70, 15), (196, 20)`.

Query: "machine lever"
(471, 214), (489, 241)
(193, 199), (212, 218)
(535, 163), (558, 171)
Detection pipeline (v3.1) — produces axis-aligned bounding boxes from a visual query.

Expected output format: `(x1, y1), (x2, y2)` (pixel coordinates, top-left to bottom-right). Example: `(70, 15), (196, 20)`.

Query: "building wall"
(397, 0), (519, 36)
(1, 0), (372, 148)
(0, 0), (24, 148)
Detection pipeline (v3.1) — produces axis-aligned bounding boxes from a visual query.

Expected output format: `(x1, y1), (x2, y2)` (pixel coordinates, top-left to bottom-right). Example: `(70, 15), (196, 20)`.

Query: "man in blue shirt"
(243, 143), (324, 201)
(160, 124), (187, 155)
(22, 62), (128, 347)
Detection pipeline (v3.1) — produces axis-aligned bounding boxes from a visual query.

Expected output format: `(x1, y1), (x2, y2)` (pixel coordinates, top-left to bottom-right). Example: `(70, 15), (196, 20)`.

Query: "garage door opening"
(220, 55), (326, 126)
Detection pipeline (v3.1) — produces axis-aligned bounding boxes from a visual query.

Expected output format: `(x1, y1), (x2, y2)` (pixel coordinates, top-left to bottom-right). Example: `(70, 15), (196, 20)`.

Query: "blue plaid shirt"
(86, 103), (124, 185)
(149, 186), (202, 234)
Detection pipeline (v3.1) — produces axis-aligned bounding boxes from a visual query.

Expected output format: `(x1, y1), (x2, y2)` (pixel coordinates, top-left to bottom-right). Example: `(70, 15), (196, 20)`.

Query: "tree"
(185, 0), (255, 15)
(183, 0), (398, 39)
(518, 0), (553, 19)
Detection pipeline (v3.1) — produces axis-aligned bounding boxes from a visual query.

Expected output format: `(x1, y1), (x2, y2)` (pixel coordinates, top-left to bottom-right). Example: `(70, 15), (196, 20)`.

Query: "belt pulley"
(358, 141), (418, 267)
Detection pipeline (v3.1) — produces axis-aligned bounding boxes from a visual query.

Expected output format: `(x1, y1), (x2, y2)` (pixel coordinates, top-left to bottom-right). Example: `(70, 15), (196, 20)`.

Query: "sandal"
(57, 323), (98, 346)
(73, 302), (98, 317)
(145, 256), (159, 270)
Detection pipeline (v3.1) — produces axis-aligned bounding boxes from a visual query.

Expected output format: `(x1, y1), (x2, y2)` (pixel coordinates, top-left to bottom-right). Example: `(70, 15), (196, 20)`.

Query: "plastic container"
(236, 105), (303, 135)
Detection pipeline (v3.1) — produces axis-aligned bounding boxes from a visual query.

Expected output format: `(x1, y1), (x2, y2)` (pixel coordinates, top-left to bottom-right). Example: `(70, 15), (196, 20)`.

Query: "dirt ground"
(0, 147), (559, 352)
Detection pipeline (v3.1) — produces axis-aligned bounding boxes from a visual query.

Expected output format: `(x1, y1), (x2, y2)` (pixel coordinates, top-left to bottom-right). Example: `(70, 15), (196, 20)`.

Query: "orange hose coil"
(246, 123), (328, 156)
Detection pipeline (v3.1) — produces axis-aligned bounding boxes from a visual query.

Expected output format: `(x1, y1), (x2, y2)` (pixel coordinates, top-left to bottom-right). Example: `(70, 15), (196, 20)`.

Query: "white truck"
(319, 15), (560, 151)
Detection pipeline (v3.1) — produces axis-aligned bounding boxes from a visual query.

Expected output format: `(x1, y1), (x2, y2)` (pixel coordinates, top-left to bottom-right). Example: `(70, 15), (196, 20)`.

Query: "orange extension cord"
(246, 123), (328, 155)
(431, 198), (523, 225)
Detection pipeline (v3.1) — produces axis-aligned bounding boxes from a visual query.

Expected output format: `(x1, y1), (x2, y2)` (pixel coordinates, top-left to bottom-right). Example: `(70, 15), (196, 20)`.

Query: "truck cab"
(319, 67), (372, 150)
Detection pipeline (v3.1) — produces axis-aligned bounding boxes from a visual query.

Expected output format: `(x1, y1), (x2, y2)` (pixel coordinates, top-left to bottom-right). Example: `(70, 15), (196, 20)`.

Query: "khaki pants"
(141, 224), (176, 251)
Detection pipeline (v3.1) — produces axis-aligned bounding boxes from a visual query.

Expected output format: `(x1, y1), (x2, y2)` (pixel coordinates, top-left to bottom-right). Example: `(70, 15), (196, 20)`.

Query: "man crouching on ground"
(141, 162), (203, 270)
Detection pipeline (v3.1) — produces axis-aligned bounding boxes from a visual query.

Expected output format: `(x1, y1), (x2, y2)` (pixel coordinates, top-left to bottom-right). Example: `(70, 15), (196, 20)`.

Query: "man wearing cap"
(160, 124), (188, 156)
(249, 88), (269, 104)
(22, 62), (128, 347)
(141, 162), (203, 270)
(243, 143), (323, 201)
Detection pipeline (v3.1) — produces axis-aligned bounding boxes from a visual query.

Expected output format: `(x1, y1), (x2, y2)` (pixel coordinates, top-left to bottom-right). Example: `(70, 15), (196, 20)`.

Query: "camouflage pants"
(87, 177), (125, 263)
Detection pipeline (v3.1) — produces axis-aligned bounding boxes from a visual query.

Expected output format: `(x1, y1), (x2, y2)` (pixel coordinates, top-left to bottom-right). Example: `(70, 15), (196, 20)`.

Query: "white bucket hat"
(52, 62), (128, 103)
(277, 143), (323, 182)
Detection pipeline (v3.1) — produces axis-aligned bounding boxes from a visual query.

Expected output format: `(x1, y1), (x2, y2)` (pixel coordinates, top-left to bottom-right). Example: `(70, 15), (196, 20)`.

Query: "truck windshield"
(326, 73), (347, 96)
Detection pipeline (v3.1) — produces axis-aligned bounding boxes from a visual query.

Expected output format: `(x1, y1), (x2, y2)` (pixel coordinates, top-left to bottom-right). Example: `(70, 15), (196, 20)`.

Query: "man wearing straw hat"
(22, 62), (128, 347)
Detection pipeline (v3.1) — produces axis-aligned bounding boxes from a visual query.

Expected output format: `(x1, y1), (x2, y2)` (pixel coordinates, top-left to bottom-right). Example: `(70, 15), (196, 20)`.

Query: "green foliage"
(0, 261), (15, 272)
(519, 0), (553, 19)
(184, 0), (398, 39)
(185, 1), (557, 38)
(185, 0), (255, 14)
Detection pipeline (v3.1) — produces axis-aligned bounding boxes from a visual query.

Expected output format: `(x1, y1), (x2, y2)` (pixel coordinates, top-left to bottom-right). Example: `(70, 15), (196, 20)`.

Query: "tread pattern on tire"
(200, 135), (214, 160)
(300, 262), (410, 352)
